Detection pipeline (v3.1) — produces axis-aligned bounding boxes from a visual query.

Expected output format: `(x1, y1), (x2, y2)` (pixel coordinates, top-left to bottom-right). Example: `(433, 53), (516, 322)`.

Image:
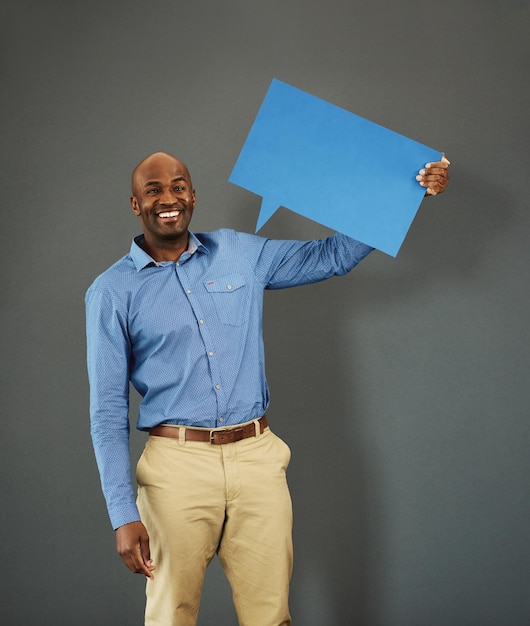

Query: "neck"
(140, 233), (190, 262)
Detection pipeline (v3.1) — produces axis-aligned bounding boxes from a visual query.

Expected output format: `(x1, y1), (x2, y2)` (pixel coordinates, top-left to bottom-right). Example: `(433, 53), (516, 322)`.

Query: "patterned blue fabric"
(86, 228), (372, 528)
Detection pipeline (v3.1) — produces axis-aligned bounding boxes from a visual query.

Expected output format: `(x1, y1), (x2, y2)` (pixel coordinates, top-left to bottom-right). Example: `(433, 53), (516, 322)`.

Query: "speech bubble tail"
(255, 197), (279, 232)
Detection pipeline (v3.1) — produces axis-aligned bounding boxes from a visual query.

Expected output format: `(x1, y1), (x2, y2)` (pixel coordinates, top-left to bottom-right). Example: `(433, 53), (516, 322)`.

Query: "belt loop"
(179, 426), (186, 445)
(253, 419), (261, 438)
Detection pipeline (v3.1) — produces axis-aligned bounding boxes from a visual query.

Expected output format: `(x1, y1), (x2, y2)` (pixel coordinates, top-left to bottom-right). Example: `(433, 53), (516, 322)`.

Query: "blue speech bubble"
(229, 79), (442, 256)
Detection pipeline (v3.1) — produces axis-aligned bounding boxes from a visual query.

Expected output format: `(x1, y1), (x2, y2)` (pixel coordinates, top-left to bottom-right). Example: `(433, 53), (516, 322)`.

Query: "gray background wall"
(2, 1), (529, 624)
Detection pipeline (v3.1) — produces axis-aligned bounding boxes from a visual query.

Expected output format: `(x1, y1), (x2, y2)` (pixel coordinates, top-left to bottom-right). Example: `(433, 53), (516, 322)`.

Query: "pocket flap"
(203, 274), (246, 293)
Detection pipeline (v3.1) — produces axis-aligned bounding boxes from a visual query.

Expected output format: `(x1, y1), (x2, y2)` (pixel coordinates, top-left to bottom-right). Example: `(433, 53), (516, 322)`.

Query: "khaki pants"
(136, 422), (293, 626)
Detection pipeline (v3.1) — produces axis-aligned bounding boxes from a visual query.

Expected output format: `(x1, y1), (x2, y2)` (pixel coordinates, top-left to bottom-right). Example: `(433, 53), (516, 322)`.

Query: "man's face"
(130, 153), (196, 248)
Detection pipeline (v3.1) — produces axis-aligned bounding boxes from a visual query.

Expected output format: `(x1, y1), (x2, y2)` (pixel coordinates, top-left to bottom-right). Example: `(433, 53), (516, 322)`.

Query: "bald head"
(131, 152), (193, 197)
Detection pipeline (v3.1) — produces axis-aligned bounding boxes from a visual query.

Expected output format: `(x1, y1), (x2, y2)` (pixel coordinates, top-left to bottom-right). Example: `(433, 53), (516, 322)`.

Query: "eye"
(146, 188), (159, 195)
(173, 185), (185, 192)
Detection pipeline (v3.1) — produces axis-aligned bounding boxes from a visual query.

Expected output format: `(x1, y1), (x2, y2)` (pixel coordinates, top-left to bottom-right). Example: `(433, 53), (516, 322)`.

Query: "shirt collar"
(130, 232), (209, 271)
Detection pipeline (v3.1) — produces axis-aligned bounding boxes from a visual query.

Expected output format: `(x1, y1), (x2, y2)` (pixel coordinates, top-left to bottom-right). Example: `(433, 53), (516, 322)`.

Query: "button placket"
(174, 262), (227, 419)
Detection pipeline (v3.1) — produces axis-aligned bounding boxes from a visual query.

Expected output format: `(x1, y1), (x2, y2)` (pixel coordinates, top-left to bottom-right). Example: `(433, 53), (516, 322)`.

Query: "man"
(86, 151), (450, 626)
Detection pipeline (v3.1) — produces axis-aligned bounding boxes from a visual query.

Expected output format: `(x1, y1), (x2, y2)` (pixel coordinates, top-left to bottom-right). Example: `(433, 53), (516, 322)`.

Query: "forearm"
(91, 412), (141, 529)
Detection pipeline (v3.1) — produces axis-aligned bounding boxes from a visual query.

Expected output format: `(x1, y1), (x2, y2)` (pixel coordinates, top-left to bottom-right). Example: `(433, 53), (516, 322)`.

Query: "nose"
(160, 187), (178, 205)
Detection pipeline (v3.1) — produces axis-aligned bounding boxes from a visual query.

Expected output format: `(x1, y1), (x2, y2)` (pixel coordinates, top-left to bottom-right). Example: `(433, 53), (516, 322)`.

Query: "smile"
(158, 210), (182, 219)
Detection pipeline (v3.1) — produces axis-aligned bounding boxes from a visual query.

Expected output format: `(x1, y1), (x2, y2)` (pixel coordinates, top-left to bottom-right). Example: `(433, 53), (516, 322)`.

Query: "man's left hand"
(416, 153), (450, 196)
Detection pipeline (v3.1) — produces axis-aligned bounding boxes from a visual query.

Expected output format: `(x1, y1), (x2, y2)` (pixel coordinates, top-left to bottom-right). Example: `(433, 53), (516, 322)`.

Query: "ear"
(130, 195), (140, 215)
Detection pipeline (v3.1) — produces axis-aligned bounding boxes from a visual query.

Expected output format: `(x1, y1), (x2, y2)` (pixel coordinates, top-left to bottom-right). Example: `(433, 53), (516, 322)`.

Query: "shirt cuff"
(109, 502), (142, 531)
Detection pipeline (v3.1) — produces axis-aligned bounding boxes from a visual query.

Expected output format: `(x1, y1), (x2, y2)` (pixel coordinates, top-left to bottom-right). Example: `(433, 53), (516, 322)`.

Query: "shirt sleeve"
(240, 231), (374, 289)
(86, 285), (141, 530)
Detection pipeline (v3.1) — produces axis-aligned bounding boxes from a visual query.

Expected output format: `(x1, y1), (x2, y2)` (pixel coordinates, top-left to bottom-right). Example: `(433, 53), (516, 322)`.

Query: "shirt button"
(215, 384), (221, 390)
(227, 284), (232, 290)
(209, 351), (214, 356)
(186, 289), (191, 294)
(199, 319), (204, 324)
(219, 417), (224, 422)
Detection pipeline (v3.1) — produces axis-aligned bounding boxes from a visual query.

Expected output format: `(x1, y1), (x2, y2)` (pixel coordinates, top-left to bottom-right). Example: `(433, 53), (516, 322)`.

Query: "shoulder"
(85, 254), (135, 299)
(195, 228), (267, 250)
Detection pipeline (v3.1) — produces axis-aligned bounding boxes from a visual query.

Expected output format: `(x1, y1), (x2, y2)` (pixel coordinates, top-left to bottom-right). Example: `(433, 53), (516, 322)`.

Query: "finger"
(426, 179), (447, 195)
(126, 544), (154, 578)
(422, 173), (448, 186)
(417, 168), (449, 185)
(417, 162), (450, 177)
(139, 535), (155, 579)
(425, 156), (450, 169)
(426, 181), (446, 194)
(423, 165), (449, 175)
(417, 175), (448, 195)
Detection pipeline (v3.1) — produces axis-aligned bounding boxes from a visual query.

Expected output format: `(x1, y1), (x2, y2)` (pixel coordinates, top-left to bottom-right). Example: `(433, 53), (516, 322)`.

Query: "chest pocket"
(203, 274), (249, 326)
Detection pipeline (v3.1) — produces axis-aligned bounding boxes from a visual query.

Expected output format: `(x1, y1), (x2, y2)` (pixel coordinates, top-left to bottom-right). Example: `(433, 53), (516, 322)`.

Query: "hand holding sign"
(229, 79), (443, 256)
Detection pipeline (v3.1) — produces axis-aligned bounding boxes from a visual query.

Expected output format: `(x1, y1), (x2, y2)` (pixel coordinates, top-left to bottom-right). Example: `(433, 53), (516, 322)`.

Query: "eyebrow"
(143, 176), (187, 187)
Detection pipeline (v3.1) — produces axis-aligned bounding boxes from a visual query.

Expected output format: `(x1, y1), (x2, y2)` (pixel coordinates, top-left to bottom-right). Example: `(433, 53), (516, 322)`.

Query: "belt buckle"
(210, 425), (245, 445)
(210, 427), (229, 444)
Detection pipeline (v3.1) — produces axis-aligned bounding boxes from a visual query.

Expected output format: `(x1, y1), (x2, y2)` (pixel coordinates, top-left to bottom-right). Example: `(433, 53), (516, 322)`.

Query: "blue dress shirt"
(86, 228), (372, 528)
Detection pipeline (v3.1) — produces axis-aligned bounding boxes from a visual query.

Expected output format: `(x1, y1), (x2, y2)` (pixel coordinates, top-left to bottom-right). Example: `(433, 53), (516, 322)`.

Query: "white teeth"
(158, 210), (181, 218)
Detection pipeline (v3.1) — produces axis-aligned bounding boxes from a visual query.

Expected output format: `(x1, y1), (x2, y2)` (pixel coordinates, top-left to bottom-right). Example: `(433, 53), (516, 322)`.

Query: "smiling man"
(86, 150), (450, 626)
(130, 153), (196, 261)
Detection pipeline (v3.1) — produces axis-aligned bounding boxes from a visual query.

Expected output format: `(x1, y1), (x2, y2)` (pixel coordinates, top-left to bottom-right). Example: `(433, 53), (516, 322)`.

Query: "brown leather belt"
(149, 415), (268, 445)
